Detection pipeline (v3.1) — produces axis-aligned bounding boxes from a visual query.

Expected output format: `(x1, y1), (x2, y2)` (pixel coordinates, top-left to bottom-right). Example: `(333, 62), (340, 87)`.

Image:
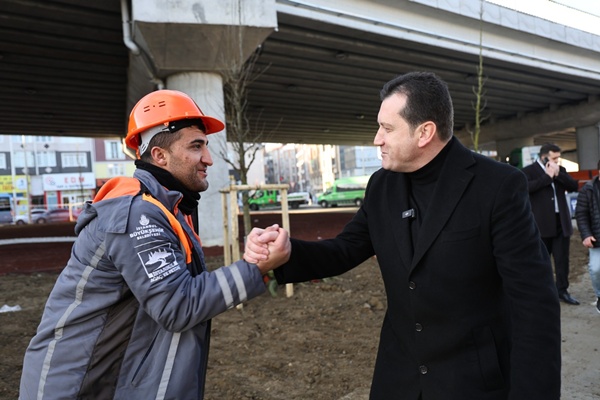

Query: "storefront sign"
(43, 173), (95, 190)
(0, 175), (27, 193)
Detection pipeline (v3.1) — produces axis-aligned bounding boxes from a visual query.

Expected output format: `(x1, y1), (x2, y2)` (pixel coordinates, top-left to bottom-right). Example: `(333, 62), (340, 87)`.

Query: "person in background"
(247, 71), (561, 400)
(522, 142), (580, 305)
(19, 90), (287, 400)
(575, 159), (600, 314)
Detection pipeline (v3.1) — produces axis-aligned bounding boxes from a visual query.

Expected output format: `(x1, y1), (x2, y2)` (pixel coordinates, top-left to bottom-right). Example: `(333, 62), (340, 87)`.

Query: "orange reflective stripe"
(142, 193), (193, 264)
(93, 178), (194, 264)
(183, 214), (201, 245)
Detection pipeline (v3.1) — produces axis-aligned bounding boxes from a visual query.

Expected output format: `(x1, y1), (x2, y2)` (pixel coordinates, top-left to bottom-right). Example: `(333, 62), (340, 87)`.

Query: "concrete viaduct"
(2, 0), (600, 245)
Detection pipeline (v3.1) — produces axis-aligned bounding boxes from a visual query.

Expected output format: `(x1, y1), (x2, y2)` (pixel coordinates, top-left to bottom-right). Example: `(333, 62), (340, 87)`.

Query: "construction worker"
(19, 90), (288, 399)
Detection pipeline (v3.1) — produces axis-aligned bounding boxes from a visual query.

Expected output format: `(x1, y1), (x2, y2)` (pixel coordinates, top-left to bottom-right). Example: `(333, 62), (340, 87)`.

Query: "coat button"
(408, 281), (416, 290)
(415, 323), (423, 332)
(419, 365), (428, 374)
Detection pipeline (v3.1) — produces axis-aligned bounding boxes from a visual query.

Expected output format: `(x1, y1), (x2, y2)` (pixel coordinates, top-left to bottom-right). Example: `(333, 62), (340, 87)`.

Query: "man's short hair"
(139, 120), (206, 162)
(379, 71), (454, 141)
(539, 142), (561, 156)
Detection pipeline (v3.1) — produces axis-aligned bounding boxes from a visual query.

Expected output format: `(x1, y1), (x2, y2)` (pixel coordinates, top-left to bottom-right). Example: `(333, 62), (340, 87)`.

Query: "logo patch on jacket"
(140, 214), (150, 226)
(129, 215), (165, 241)
(138, 243), (181, 282)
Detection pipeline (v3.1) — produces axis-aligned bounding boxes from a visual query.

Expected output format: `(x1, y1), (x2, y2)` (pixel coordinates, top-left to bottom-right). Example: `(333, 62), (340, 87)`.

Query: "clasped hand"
(243, 224), (291, 275)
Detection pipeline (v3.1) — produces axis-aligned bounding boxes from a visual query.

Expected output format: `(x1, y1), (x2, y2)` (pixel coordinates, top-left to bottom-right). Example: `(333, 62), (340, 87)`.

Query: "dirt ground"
(0, 220), (599, 400)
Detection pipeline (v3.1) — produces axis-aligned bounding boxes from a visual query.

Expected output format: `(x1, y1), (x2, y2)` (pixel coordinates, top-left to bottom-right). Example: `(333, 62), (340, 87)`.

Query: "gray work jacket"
(20, 169), (265, 399)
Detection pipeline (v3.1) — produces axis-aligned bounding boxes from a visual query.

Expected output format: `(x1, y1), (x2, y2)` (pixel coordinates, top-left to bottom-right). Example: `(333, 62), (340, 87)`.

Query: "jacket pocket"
(131, 332), (159, 387)
(472, 325), (505, 390)
(439, 225), (480, 243)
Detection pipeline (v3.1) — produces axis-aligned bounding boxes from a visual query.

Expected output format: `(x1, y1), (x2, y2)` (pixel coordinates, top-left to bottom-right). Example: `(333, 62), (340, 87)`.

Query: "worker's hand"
(582, 236), (596, 248)
(244, 224), (280, 264)
(256, 227), (291, 275)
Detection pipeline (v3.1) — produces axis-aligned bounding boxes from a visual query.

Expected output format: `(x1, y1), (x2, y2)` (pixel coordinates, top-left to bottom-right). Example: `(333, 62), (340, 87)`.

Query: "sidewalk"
(559, 265), (600, 399)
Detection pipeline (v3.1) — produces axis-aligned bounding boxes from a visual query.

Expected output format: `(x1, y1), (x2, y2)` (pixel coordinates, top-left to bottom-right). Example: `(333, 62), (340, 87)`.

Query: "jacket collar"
(410, 139), (474, 270)
(388, 138), (475, 271)
(134, 169), (183, 213)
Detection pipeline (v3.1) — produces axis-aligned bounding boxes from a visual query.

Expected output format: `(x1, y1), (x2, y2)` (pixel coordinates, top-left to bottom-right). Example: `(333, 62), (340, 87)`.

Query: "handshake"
(244, 224), (292, 275)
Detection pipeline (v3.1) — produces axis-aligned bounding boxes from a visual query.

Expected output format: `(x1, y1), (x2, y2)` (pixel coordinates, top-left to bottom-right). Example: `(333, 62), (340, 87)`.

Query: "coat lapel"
(410, 140), (475, 271)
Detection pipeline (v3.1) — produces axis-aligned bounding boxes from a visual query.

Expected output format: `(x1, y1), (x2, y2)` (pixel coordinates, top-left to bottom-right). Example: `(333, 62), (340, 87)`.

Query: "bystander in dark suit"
(522, 143), (580, 305)
(247, 72), (561, 400)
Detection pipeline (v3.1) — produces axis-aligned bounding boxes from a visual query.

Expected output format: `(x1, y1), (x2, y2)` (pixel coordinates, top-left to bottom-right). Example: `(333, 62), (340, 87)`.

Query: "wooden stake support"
(220, 184), (294, 304)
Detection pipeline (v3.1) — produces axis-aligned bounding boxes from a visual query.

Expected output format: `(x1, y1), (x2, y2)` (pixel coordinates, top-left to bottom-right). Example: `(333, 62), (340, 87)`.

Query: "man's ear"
(150, 146), (168, 166)
(417, 121), (437, 148)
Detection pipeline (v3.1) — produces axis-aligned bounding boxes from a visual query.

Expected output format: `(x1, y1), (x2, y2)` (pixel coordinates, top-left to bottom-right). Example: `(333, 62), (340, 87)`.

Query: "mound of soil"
(0, 219), (599, 399)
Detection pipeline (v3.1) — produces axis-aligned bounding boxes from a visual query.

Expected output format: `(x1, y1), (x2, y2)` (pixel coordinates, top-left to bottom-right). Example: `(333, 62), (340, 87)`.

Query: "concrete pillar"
(167, 72), (228, 247)
(576, 124), (600, 170)
(127, 0), (278, 246)
(495, 137), (535, 164)
(130, 0), (276, 73)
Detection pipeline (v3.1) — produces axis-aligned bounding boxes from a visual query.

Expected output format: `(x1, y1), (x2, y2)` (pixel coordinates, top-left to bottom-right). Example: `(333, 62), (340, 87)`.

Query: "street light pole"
(21, 135), (32, 223)
(8, 138), (18, 219)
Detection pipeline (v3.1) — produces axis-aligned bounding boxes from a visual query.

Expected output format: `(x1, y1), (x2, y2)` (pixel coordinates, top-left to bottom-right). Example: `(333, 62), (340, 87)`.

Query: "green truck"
(317, 175), (370, 208)
(248, 189), (311, 211)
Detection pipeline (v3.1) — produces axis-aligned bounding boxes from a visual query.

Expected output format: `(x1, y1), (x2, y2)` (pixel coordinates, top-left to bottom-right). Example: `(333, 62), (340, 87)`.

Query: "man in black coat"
(522, 143), (580, 305)
(247, 72), (561, 400)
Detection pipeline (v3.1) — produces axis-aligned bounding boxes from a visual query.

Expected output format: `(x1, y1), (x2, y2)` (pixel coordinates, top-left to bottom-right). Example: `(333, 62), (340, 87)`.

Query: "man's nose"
(373, 128), (383, 146)
(202, 148), (213, 166)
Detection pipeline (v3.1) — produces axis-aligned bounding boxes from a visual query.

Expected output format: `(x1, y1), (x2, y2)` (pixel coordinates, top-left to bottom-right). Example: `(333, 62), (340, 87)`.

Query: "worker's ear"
(150, 146), (168, 166)
(416, 121), (437, 148)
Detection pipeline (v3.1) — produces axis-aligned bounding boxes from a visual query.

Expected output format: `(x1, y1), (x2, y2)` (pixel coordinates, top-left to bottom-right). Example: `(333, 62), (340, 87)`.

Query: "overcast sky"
(488, 0), (600, 35)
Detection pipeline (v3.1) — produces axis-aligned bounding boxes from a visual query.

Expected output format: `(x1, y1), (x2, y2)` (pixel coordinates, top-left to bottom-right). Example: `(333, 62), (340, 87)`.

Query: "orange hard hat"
(125, 89), (225, 155)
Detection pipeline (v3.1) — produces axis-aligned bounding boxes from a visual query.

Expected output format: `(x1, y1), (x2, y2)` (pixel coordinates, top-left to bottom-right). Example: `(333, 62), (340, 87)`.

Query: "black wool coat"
(274, 139), (561, 400)
(521, 160), (578, 238)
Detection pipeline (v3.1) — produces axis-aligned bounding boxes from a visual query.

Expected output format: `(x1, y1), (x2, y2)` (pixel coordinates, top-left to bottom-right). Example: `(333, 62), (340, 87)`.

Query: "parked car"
(13, 209), (47, 225)
(35, 208), (81, 224)
(0, 195), (13, 225)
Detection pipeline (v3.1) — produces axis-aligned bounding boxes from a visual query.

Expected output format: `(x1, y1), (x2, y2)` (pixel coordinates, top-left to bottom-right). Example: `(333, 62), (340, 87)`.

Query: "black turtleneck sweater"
(406, 137), (455, 244)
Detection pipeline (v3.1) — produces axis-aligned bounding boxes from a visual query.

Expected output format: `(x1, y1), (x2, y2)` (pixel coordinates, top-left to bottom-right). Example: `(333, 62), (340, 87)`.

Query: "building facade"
(0, 133), (381, 220)
(0, 135), (99, 217)
(262, 143), (379, 196)
(93, 137), (136, 189)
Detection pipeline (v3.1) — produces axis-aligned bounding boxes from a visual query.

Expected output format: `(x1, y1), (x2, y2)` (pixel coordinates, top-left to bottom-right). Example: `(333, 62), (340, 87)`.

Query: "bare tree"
(469, 1), (490, 152)
(220, 43), (273, 239)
